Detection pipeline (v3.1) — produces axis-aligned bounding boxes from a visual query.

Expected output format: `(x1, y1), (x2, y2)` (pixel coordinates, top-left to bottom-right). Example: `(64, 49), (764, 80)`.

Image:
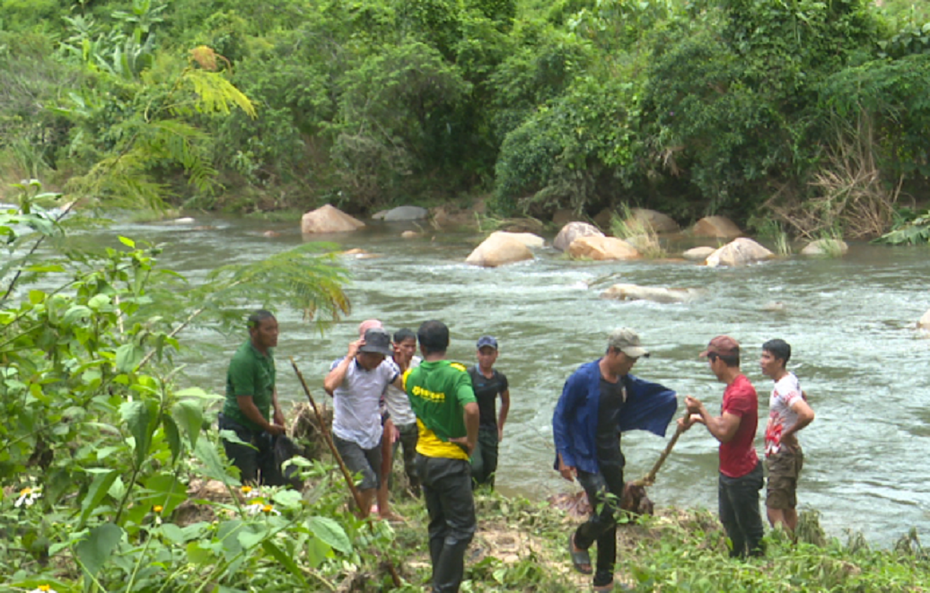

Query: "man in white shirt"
(324, 326), (404, 519)
(382, 328), (421, 496)
(760, 339), (815, 535)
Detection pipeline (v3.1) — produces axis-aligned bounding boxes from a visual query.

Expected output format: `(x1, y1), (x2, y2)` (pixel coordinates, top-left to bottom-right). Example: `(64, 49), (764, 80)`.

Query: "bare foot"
(378, 509), (407, 523)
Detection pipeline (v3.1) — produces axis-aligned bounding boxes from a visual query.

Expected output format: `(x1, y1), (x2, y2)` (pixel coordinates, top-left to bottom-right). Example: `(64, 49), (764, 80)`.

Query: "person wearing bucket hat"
(324, 325), (406, 520)
(678, 335), (765, 558)
(552, 328), (677, 592)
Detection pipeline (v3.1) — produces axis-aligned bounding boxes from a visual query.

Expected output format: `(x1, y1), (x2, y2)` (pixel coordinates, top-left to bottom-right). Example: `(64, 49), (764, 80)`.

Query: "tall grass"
(610, 204), (666, 258)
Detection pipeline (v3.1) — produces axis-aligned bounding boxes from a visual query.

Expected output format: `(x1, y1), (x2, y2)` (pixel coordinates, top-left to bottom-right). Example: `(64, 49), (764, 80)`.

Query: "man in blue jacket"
(553, 328), (677, 592)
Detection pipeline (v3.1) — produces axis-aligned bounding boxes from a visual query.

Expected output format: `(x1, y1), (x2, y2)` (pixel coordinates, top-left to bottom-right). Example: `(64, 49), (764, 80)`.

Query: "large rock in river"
(554, 222), (604, 252)
(568, 236), (640, 261)
(693, 215), (742, 239)
(705, 237), (774, 267)
(629, 208), (680, 233)
(920, 309), (930, 330)
(301, 204), (365, 234)
(497, 231), (545, 249)
(682, 246), (716, 261)
(375, 205), (429, 221)
(602, 283), (701, 304)
(917, 310), (930, 329)
(465, 232), (534, 267)
(801, 238), (849, 256)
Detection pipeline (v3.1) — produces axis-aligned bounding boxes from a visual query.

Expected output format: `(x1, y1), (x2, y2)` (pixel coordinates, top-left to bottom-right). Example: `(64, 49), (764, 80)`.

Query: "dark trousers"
(391, 422), (420, 493)
(470, 427), (499, 488)
(575, 467), (625, 587)
(719, 461), (765, 558)
(219, 413), (279, 485)
(416, 454), (476, 593)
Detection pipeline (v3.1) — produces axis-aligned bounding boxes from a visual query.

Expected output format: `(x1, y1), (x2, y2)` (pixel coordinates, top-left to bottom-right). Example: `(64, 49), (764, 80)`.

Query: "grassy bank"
(381, 489), (930, 592)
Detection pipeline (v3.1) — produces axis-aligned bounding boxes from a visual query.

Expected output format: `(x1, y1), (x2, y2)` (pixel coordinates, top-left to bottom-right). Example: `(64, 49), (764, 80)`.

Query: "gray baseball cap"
(608, 328), (650, 358)
(360, 328), (393, 356)
(476, 335), (498, 350)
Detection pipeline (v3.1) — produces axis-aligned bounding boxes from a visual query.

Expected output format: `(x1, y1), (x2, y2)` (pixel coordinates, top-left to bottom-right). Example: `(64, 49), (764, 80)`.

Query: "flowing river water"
(90, 214), (930, 547)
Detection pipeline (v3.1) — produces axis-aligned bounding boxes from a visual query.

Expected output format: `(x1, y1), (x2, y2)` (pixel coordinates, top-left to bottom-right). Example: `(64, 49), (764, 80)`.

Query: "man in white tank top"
(760, 339), (815, 536)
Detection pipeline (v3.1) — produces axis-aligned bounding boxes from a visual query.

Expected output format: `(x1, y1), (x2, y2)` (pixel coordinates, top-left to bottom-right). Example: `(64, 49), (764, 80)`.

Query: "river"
(95, 214), (930, 548)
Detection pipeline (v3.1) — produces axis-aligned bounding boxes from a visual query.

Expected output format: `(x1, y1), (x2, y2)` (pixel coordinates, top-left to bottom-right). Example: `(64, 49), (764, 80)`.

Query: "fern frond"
(65, 147), (169, 210)
(180, 69), (257, 119)
(198, 243), (351, 332)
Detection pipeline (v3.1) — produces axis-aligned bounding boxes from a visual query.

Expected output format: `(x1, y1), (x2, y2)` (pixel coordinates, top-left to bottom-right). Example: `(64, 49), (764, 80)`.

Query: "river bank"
(329, 487), (930, 591)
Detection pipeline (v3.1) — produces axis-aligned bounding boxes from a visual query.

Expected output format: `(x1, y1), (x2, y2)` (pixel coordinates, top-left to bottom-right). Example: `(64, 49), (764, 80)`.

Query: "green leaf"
(80, 470), (119, 527)
(121, 400), (158, 467)
(308, 516), (352, 554)
(217, 519), (245, 559)
(88, 293), (112, 311)
(161, 523), (186, 545)
(107, 476), (127, 501)
(195, 438), (237, 484)
(28, 290), (45, 304)
(174, 387), (224, 401)
(162, 414), (181, 462)
(272, 489), (302, 510)
(262, 540), (305, 580)
(63, 305), (93, 326)
(118, 236), (136, 248)
(172, 399), (204, 449)
(186, 541), (213, 565)
(115, 343), (144, 373)
(305, 535), (331, 568)
(237, 523), (268, 550)
(144, 473), (186, 515)
(75, 522), (123, 576)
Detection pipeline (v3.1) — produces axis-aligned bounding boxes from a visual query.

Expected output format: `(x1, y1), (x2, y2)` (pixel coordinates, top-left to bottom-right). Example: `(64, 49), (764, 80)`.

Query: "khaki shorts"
(765, 446), (804, 510)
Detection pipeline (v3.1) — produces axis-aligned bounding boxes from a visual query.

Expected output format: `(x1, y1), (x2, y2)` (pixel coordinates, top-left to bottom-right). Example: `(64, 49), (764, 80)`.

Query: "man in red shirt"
(679, 336), (765, 558)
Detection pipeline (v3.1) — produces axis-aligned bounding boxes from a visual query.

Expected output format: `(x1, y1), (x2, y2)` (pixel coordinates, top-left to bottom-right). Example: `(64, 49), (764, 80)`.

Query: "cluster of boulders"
(297, 204), (852, 269)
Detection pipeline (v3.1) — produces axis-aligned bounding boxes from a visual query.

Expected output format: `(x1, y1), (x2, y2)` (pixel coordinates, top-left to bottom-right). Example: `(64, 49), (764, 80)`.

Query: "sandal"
(568, 533), (593, 575)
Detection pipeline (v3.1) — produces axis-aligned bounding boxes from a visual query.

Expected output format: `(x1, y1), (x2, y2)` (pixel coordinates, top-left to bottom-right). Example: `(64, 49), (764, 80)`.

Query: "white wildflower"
(15, 487), (41, 508)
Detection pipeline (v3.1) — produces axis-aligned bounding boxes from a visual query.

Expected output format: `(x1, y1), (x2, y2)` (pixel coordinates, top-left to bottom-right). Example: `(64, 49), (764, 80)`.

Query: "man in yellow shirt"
(404, 321), (478, 593)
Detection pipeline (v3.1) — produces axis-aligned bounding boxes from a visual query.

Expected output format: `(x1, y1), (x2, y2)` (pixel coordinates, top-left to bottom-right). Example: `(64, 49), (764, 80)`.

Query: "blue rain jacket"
(552, 359), (678, 474)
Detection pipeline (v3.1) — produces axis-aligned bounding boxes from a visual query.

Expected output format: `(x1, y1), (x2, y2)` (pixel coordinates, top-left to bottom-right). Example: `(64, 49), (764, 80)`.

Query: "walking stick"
(631, 412), (691, 487)
(289, 357), (402, 587)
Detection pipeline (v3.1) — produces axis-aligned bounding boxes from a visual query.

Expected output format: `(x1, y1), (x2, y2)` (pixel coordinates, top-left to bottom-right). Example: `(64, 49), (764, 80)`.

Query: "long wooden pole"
(289, 358), (401, 587)
(632, 413), (690, 487)
(289, 357), (366, 510)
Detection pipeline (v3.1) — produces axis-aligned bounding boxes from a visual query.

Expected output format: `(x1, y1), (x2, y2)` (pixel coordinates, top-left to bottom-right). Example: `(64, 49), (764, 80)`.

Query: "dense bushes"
(0, 0), (928, 232)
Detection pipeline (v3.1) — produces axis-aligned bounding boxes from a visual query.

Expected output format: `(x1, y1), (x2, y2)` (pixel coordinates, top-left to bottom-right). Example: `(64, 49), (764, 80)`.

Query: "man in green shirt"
(220, 310), (286, 484)
(404, 320), (479, 593)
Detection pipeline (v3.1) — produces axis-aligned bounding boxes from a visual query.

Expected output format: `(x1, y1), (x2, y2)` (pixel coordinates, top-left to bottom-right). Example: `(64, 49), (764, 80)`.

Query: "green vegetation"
(0, 0), (929, 234)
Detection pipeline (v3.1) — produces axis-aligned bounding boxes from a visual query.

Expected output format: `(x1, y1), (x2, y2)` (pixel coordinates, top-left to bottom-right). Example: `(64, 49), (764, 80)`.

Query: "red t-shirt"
(719, 374), (759, 478)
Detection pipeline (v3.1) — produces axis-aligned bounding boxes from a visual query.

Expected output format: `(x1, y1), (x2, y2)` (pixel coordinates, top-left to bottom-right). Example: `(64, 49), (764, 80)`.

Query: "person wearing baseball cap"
(324, 324), (405, 520)
(679, 335), (765, 558)
(552, 328), (677, 592)
(468, 335), (510, 489)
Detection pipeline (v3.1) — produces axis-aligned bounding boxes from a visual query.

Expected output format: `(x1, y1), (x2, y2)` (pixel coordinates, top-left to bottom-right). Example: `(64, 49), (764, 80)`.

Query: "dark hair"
(709, 352), (740, 368)
(247, 309), (275, 329)
(394, 328), (416, 343)
(417, 320), (449, 355)
(762, 339), (791, 365)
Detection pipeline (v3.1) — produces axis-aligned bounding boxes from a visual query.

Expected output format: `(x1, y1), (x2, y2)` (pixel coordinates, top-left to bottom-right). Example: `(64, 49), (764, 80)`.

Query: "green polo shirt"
(223, 339), (276, 432)
(403, 360), (476, 460)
